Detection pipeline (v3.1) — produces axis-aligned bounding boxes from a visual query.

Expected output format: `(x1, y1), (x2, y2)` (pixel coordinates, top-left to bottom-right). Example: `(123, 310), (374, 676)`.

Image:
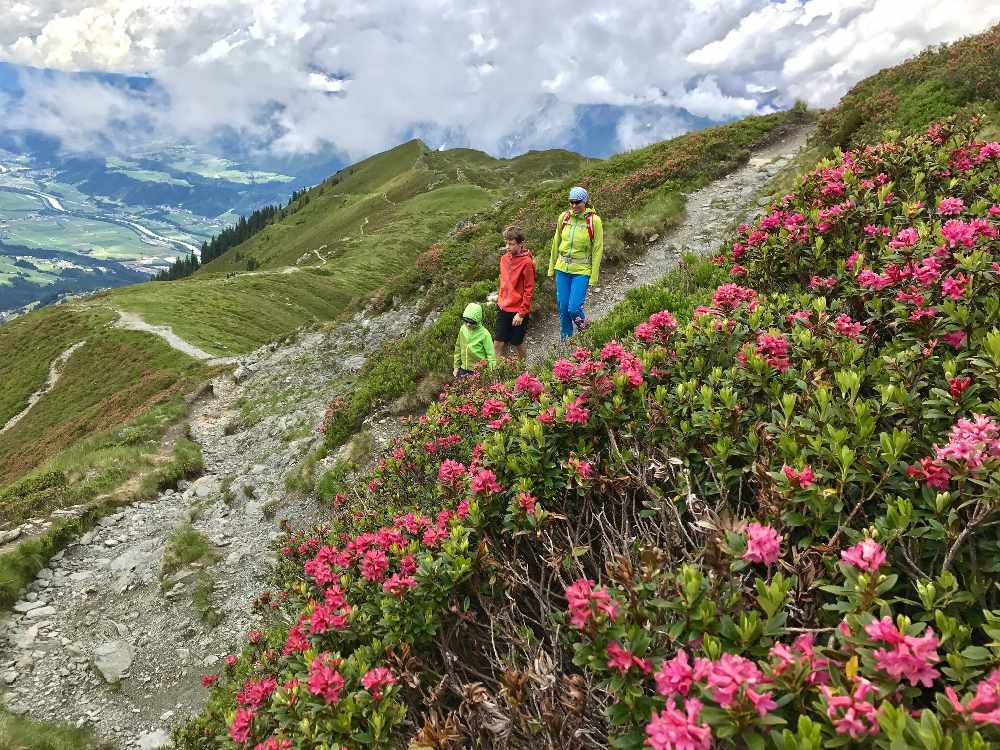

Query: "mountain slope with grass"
(817, 23), (1000, 148)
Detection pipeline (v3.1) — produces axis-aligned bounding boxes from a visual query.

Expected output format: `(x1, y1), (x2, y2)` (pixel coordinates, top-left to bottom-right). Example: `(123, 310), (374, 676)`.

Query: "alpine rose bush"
(177, 116), (1000, 749)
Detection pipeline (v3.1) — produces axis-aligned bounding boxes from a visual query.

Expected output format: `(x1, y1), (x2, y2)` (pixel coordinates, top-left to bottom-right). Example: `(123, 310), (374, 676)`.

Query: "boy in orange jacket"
(495, 225), (536, 360)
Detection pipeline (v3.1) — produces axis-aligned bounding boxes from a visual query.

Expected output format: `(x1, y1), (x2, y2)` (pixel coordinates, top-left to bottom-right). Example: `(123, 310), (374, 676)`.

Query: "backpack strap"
(584, 213), (594, 243)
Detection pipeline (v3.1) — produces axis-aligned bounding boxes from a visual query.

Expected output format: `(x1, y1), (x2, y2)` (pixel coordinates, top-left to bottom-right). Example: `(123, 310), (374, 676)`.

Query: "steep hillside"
(178, 115), (1000, 750)
(817, 23), (1000, 147)
(199, 140), (589, 272)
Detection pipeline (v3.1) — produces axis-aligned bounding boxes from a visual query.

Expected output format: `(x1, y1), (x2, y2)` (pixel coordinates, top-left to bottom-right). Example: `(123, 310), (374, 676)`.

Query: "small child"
(495, 224), (536, 360)
(453, 302), (496, 378)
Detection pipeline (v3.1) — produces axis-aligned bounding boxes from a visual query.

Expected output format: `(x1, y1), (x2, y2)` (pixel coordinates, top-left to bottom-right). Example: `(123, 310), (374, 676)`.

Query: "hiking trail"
(1, 341), (86, 437)
(113, 310), (238, 366)
(529, 124), (812, 363)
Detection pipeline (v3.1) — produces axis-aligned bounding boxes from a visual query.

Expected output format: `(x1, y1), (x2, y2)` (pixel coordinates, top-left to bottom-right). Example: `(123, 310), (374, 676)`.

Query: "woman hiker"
(548, 186), (604, 339)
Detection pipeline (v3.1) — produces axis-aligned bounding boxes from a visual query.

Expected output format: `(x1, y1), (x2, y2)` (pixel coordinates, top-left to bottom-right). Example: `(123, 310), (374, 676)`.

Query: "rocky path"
(528, 124), (812, 363)
(0, 302), (438, 748)
(1, 341), (87, 437)
(0, 125), (812, 748)
(114, 310), (238, 366)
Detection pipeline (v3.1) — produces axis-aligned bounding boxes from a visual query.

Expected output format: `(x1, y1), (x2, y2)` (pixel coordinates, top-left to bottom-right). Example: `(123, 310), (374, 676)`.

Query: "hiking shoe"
(573, 316), (589, 332)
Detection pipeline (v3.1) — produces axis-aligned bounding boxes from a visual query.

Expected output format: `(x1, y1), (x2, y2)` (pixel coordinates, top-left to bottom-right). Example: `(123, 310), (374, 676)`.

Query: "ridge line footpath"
(0, 341), (86, 437)
(113, 310), (238, 366)
(0, 126), (812, 748)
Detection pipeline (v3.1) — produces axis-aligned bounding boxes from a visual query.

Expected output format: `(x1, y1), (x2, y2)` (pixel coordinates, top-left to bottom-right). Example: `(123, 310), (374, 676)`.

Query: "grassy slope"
(817, 22), (1000, 147)
(0, 305), (112, 428)
(0, 324), (205, 485)
(103, 143), (589, 356)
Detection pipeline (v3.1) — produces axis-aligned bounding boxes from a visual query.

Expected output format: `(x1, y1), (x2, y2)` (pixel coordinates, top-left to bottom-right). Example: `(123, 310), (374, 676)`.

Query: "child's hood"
(463, 302), (484, 324)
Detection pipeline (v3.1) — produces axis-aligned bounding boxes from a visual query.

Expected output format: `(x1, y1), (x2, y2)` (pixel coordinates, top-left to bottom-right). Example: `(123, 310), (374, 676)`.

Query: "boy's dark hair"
(502, 225), (526, 243)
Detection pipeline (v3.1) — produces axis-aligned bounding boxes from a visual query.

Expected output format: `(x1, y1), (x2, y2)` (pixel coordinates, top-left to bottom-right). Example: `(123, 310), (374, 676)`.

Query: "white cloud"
(1, 0), (998, 159)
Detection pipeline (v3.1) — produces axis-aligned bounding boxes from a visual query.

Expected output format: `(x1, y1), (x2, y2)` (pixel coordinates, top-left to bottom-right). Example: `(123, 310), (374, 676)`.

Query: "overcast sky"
(2, 0), (999, 160)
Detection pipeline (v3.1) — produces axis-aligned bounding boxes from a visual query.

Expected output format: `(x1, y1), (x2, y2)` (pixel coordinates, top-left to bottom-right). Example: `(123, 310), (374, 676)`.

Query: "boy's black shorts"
(495, 310), (529, 345)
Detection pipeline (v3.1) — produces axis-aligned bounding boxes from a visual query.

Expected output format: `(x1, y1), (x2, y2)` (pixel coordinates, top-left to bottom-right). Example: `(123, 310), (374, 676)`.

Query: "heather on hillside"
(817, 23), (1000, 148)
(175, 117), (999, 748)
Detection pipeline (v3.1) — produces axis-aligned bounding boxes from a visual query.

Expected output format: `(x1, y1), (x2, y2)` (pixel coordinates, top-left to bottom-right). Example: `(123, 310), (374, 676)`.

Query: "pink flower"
(552, 359), (576, 382)
(382, 573), (417, 597)
(515, 372), (545, 399)
(989, 204), (1000, 218)
(696, 653), (772, 713)
(937, 197), (965, 215)
(979, 142), (1000, 160)
(841, 539), (887, 572)
(769, 633), (829, 686)
(935, 414), (1000, 470)
(517, 491), (536, 514)
(730, 264), (747, 277)
(225, 655), (238, 666)
(942, 330), (967, 349)
(229, 707), (255, 745)
(471, 468), (501, 494)
(888, 227), (919, 248)
(654, 650), (694, 697)
(645, 698), (712, 750)
(237, 678), (278, 709)
(361, 667), (397, 700)
(438, 459), (467, 485)
(607, 641), (652, 675)
(711, 283), (757, 311)
(907, 457), (951, 489)
(834, 313), (864, 341)
(732, 242), (746, 258)
(202, 673), (219, 687)
(568, 457), (593, 479)
(360, 549), (389, 582)
(743, 522), (782, 565)
(254, 738), (292, 750)
(783, 464), (814, 488)
(755, 332), (790, 372)
(809, 275), (836, 290)
(480, 399), (507, 418)
(308, 654), (345, 704)
(941, 273), (969, 300)
(941, 219), (977, 248)
(565, 578), (619, 629)
(820, 678), (880, 740)
(864, 617), (941, 687)
(947, 668), (1000, 725)
(564, 396), (590, 425)
(949, 376), (971, 400)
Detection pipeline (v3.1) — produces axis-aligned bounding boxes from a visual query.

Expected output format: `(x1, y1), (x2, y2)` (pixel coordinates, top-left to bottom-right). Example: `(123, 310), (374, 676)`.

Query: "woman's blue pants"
(555, 270), (590, 339)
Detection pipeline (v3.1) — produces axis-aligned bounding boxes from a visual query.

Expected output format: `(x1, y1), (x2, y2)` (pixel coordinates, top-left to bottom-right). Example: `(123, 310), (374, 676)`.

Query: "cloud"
(1, 0), (998, 161)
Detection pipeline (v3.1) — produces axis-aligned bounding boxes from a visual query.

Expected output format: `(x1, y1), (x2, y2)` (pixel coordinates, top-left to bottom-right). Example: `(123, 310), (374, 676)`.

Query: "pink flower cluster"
(782, 464), (815, 488)
(564, 578), (619, 629)
(864, 617), (940, 687)
(308, 653), (345, 704)
(645, 698), (712, 750)
(607, 640), (652, 675)
(946, 667), (1000, 725)
(515, 372), (544, 399)
(711, 283), (757, 312)
(841, 539), (886, 572)
(742, 522), (782, 565)
(833, 313), (864, 341)
(820, 678), (880, 740)
(755, 332), (790, 372)
(634, 310), (678, 344)
(769, 633), (829, 686)
(937, 197), (965, 215)
(361, 667), (396, 699)
(935, 414), (1000, 471)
